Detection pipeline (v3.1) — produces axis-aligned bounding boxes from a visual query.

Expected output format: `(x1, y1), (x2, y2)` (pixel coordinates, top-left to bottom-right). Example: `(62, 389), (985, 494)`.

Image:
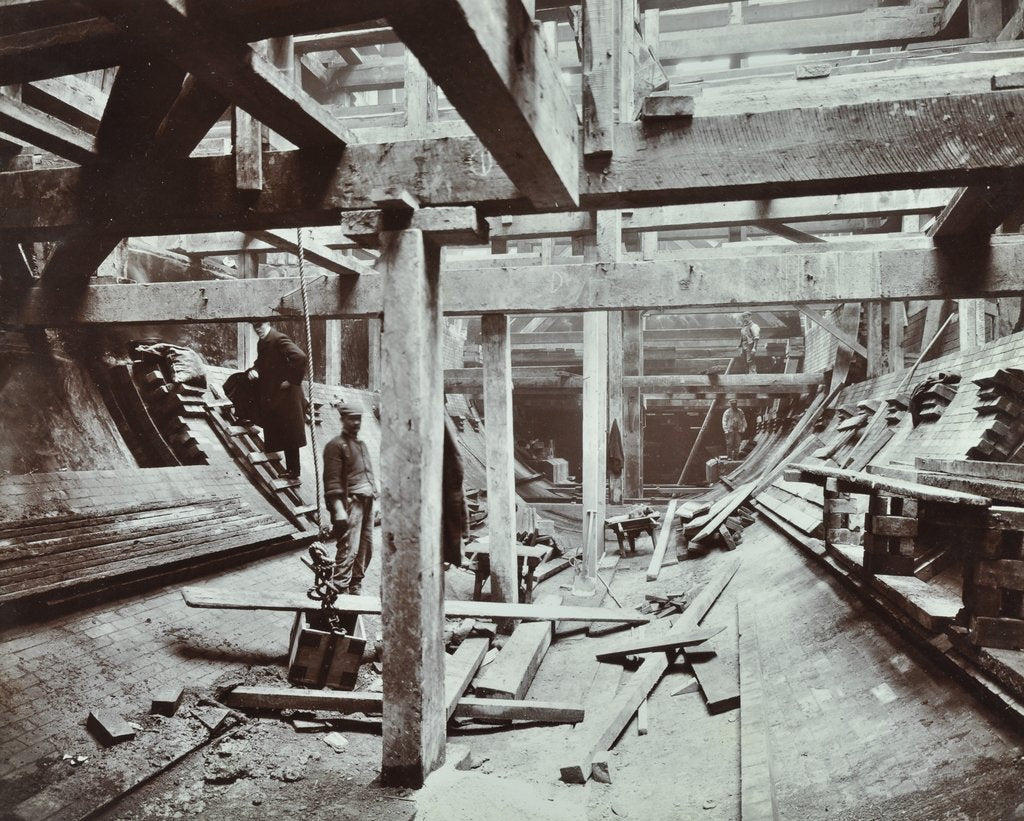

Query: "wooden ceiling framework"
(2, 0), (1024, 790)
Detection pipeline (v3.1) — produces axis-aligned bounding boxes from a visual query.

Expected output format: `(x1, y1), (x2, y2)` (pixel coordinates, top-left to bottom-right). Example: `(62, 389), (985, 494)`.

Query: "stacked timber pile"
(675, 483), (758, 557)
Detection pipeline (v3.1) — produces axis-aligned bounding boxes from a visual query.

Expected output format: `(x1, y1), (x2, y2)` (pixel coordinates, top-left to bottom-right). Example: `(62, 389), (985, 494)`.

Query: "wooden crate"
(961, 507), (1024, 649)
(287, 610), (366, 690)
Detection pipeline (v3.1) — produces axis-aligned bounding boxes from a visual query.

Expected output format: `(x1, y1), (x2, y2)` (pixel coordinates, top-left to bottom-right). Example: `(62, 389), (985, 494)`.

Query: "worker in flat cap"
(739, 311), (761, 374)
(247, 321), (308, 481)
(722, 398), (747, 461)
(323, 401), (378, 596)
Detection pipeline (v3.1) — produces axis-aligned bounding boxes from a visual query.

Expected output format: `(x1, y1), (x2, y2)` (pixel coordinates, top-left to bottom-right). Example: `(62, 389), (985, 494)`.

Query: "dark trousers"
(284, 448), (301, 476)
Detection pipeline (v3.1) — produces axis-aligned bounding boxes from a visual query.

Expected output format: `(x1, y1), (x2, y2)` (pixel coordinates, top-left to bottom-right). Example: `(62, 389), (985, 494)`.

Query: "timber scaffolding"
(2, 0), (1024, 807)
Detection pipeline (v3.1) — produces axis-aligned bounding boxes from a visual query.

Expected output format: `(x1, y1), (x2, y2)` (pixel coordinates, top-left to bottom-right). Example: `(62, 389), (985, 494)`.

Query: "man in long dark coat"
(248, 321), (308, 480)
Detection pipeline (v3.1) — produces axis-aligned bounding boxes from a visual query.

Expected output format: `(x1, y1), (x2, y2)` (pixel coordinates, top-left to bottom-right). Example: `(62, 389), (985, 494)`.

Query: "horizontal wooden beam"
(6, 234), (1023, 325)
(84, 0), (355, 148)
(927, 182), (1024, 238)
(0, 0), (384, 85)
(487, 190), (955, 239)
(389, 0), (580, 208)
(0, 93), (97, 164)
(249, 229), (377, 277)
(657, 6), (943, 62)
(7, 83), (1022, 238)
(443, 369), (824, 393)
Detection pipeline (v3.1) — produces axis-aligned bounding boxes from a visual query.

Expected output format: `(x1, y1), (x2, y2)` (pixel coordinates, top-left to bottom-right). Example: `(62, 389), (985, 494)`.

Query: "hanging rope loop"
(296, 227), (323, 533)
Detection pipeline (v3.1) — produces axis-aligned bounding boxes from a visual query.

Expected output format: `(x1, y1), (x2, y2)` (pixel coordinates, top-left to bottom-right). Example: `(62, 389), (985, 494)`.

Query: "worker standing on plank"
(739, 311), (761, 374)
(722, 398), (747, 460)
(323, 402), (377, 596)
(247, 321), (308, 481)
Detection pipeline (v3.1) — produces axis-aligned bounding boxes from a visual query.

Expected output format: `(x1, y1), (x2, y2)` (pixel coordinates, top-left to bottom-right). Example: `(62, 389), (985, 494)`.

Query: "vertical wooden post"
(888, 301), (906, 373)
(623, 310), (643, 498)
(481, 313), (518, 629)
(404, 51), (438, 129)
(325, 319), (342, 385)
(607, 310), (624, 504)
(367, 317), (382, 391)
(582, 0), (615, 157)
(865, 302), (883, 378)
(232, 106), (263, 190)
(618, 0), (637, 122)
(378, 229), (446, 788)
(958, 299), (987, 350)
(583, 308), (609, 528)
(541, 19), (558, 53)
(968, 0), (1005, 37)
(642, 8), (660, 59)
(235, 251), (257, 368)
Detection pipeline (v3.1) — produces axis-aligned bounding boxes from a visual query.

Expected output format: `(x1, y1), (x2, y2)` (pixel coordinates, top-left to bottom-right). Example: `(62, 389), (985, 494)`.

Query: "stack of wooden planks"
(676, 483), (758, 557)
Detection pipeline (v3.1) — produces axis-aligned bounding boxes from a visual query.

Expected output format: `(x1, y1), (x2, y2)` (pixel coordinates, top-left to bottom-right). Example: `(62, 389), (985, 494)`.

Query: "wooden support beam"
(324, 318), (342, 386)
(0, 92), (97, 164)
(85, 0), (355, 148)
(404, 51), (437, 129)
(481, 313), (518, 630)
(865, 301), (884, 377)
(608, 310), (625, 504)
(37, 58), (190, 292)
(582, 213), (617, 528)
(618, 0), (637, 122)
(7, 84), (1024, 235)
(378, 228), (446, 787)
(232, 106), (263, 191)
(9, 236), (1024, 325)
(656, 7), (944, 62)
(927, 182), (1024, 239)
(488, 189), (953, 239)
(799, 305), (868, 360)
(622, 310), (643, 498)
(367, 317), (382, 391)
(249, 228), (377, 277)
(753, 220), (827, 244)
(389, 0), (580, 208)
(958, 297), (987, 349)
(581, 0), (615, 157)
(888, 300), (906, 373)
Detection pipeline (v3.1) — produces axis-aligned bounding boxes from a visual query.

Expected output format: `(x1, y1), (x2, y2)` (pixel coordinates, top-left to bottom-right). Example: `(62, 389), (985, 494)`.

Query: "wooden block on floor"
(872, 574), (961, 631)
(970, 616), (1024, 650)
(445, 636), (490, 718)
(87, 710), (136, 745)
(640, 94), (695, 120)
(869, 515), (918, 538)
(969, 584), (1004, 617)
(151, 686), (184, 717)
(192, 707), (230, 734)
(595, 624), (725, 662)
(474, 594), (559, 700)
(976, 559), (1024, 591)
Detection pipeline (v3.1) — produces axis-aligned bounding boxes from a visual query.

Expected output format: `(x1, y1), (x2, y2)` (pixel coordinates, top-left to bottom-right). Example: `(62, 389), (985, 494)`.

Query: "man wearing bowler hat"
(323, 402), (377, 596)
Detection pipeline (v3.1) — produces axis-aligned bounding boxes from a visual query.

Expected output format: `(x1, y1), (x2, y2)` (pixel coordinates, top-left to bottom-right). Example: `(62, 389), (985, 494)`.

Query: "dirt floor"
(4, 512), (1024, 821)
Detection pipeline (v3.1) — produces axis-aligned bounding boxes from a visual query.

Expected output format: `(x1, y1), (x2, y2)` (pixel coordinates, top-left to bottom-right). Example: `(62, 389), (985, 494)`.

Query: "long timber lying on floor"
(181, 587), (650, 624)
(224, 686), (584, 724)
(559, 556), (741, 783)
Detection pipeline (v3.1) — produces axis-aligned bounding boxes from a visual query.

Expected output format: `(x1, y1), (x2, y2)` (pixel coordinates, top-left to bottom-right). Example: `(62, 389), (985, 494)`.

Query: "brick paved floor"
(2, 519), (1023, 820)
(0, 531), (379, 781)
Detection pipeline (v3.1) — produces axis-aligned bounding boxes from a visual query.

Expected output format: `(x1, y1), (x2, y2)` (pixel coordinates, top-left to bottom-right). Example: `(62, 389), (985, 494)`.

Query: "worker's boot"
(348, 583), (362, 597)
